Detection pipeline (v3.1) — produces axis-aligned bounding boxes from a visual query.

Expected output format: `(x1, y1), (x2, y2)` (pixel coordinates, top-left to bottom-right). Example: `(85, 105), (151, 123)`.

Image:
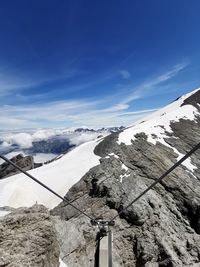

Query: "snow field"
(0, 140), (100, 209)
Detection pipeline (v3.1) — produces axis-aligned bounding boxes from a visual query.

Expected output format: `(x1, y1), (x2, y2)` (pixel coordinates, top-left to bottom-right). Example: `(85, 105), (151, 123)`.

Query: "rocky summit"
(0, 204), (60, 267)
(51, 89), (200, 266)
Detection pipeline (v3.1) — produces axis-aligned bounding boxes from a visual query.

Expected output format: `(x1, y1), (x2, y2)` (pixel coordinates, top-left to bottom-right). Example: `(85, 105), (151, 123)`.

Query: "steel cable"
(1, 142), (200, 224)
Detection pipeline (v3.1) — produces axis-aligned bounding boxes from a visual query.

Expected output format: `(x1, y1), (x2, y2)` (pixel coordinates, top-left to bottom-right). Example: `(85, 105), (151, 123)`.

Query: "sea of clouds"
(0, 128), (109, 164)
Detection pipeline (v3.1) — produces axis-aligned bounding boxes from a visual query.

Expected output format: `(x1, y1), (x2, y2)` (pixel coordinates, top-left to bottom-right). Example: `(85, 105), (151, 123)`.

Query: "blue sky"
(0, 0), (200, 130)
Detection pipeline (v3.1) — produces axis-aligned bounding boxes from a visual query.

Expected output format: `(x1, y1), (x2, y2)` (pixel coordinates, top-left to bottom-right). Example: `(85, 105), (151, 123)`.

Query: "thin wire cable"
(0, 155), (94, 221)
(110, 141), (200, 222)
(1, 142), (200, 223)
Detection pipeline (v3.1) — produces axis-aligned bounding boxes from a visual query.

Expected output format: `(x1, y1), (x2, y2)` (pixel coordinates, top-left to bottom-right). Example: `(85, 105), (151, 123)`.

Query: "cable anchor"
(91, 218), (115, 267)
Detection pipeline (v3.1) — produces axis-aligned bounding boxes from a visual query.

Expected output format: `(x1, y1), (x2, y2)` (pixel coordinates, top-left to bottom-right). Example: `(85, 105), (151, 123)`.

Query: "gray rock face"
(52, 215), (96, 267)
(181, 89), (200, 111)
(0, 154), (35, 179)
(0, 204), (60, 267)
(51, 92), (200, 266)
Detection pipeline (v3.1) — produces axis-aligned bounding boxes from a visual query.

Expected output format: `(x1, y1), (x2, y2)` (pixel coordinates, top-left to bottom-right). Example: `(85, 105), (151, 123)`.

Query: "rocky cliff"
(0, 204), (60, 267)
(51, 89), (200, 266)
(0, 154), (36, 179)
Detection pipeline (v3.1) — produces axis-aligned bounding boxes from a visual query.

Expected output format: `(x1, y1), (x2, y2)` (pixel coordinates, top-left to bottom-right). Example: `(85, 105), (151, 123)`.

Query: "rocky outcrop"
(52, 215), (96, 267)
(0, 154), (35, 179)
(181, 89), (200, 111)
(52, 100), (200, 266)
(0, 204), (60, 267)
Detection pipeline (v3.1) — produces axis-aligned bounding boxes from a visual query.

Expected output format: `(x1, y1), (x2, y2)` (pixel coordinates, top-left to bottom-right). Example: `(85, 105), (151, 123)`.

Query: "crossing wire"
(110, 141), (200, 222)
(0, 155), (94, 221)
(1, 141), (200, 224)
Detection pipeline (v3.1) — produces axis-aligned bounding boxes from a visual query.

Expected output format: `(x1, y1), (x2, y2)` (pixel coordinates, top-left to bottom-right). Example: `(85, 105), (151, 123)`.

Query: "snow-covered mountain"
(0, 88), (200, 267)
(118, 88), (200, 172)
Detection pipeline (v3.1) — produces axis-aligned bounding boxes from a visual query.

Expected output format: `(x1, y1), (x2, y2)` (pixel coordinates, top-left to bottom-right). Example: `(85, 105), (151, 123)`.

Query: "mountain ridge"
(51, 88), (200, 266)
(0, 88), (200, 266)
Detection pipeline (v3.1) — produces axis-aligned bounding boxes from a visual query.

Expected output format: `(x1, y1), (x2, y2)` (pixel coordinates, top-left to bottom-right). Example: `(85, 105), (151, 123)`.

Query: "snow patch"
(120, 173), (130, 183)
(121, 163), (128, 171)
(174, 148), (197, 172)
(119, 162), (130, 182)
(109, 153), (119, 159)
(59, 258), (68, 267)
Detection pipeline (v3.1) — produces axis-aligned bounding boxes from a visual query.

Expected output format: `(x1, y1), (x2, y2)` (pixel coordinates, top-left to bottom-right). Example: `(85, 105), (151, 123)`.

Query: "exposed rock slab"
(0, 204), (60, 267)
(0, 154), (35, 179)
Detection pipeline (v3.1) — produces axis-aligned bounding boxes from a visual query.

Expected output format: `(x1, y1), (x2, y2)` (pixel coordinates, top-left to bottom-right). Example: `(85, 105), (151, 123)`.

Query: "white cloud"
(119, 108), (158, 116)
(32, 129), (56, 140)
(0, 72), (49, 97)
(3, 133), (33, 149)
(121, 62), (189, 104)
(0, 129), (110, 162)
(94, 103), (129, 113)
(119, 70), (131, 79)
(155, 63), (188, 83)
(0, 129), (59, 150)
(68, 132), (107, 146)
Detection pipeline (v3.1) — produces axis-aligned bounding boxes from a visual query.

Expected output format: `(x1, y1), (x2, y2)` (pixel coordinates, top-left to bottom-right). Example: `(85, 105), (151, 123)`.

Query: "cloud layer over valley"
(0, 127), (113, 163)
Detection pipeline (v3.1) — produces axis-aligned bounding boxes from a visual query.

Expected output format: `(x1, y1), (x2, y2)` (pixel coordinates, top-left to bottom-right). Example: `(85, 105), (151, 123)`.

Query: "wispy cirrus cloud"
(1, 98), (104, 129)
(0, 64), (82, 98)
(121, 62), (189, 105)
(0, 62), (190, 129)
(119, 70), (131, 79)
(1, 98), (156, 129)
